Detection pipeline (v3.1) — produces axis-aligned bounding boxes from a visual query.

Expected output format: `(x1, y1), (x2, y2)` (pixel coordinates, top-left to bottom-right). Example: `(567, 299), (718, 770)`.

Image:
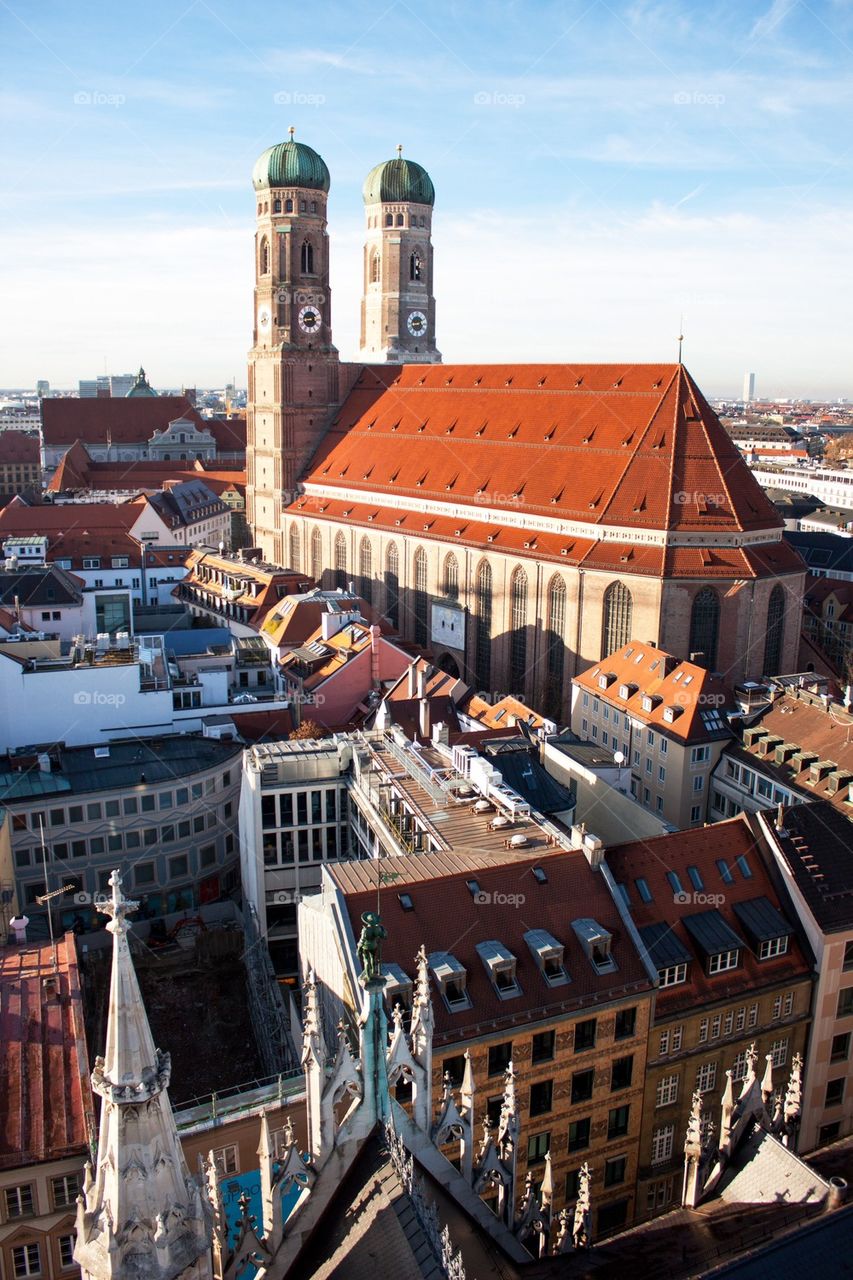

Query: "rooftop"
(736, 689), (853, 809)
(41, 397), (246, 453)
(605, 817), (810, 1016)
(765, 800), (853, 933)
(0, 935), (95, 1169)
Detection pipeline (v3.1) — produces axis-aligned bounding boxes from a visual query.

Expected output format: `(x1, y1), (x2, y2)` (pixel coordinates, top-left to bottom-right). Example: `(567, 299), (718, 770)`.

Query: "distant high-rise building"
(109, 372), (135, 397)
(36, 380), (49, 398)
(78, 372), (141, 398)
(78, 379), (98, 398)
(743, 371), (755, 403)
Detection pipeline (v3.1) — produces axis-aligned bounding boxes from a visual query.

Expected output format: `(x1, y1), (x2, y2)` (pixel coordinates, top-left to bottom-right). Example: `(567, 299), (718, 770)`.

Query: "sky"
(1, 0), (852, 398)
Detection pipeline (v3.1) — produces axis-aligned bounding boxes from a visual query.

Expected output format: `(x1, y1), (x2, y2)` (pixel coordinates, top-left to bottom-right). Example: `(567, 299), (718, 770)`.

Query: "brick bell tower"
(247, 129), (340, 564)
(359, 146), (441, 364)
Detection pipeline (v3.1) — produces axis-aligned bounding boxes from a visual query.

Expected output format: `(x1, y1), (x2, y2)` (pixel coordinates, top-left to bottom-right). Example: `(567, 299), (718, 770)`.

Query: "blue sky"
(2, 0), (852, 396)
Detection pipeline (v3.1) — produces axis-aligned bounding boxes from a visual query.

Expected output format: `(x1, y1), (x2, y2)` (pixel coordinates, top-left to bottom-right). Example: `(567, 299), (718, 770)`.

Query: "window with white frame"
(59, 1236), (75, 1270)
(12, 1244), (41, 1278)
(696, 1061), (717, 1093)
(698, 1018), (709, 1044)
(735, 1007), (746, 1033)
(671, 1025), (683, 1052)
(759, 936), (789, 960)
(51, 1173), (80, 1208)
(770, 1038), (789, 1068)
(693, 775), (705, 792)
(691, 745), (710, 765)
(708, 950), (739, 975)
(658, 1029), (670, 1056)
(660, 737), (668, 755)
(656, 1074), (679, 1107)
(658, 963), (687, 987)
(212, 1144), (239, 1176)
(772, 993), (782, 1019)
(651, 1123), (675, 1165)
(732, 1050), (748, 1082)
(783, 991), (794, 1016)
(5, 1185), (35, 1218)
(710, 1014), (721, 1039)
(723, 1011), (734, 1036)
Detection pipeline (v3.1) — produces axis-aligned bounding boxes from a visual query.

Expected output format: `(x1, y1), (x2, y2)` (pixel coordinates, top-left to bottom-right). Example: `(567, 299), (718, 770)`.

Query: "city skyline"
(2, 0), (853, 395)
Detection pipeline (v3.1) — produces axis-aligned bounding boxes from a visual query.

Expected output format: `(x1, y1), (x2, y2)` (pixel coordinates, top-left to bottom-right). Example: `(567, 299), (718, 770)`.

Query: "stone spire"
(409, 944), (434, 1132)
(74, 870), (212, 1280)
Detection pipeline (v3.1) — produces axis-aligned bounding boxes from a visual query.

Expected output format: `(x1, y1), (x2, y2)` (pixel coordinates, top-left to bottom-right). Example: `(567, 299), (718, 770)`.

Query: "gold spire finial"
(289, 125), (296, 140)
(396, 143), (403, 158)
(677, 313), (684, 363)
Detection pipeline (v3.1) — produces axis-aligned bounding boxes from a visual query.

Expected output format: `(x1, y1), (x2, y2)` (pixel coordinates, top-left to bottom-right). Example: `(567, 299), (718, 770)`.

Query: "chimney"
(775, 802), (787, 837)
(432, 721), (450, 747)
(321, 610), (345, 641)
(827, 1177), (848, 1212)
(419, 696), (430, 739)
(417, 666), (427, 699)
(407, 662), (418, 698)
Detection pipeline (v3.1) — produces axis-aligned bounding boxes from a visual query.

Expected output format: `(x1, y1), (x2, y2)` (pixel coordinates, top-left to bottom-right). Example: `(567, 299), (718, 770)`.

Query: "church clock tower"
(359, 148), (440, 364)
(247, 129), (340, 564)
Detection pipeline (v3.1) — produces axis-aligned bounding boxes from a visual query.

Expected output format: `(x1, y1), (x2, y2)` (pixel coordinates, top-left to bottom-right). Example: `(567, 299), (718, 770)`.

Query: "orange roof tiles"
(574, 640), (735, 742)
(0, 935), (95, 1167)
(294, 363), (782, 540)
(0, 431), (40, 464)
(739, 692), (853, 807)
(605, 818), (810, 1017)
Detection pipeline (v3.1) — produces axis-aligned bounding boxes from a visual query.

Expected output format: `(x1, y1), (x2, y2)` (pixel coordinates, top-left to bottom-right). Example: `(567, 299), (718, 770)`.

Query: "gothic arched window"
(385, 542), (399, 629)
(385, 213), (393, 227)
(443, 553), (459, 601)
(285, 198), (293, 213)
(689, 587), (720, 669)
(288, 524), (300, 572)
(273, 198), (281, 213)
(409, 251), (422, 281)
(475, 561), (492, 689)
(334, 531), (347, 589)
(545, 575), (567, 720)
(413, 547), (428, 645)
(311, 527), (322, 583)
(359, 537), (373, 604)
(260, 238), (270, 275)
(763, 584), (786, 676)
(602, 581), (633, 658)
(301, 240), (314, 274)
(396, 213), (404, 226)
(370, 250), (381, 284)
(510, 567), (528, 692)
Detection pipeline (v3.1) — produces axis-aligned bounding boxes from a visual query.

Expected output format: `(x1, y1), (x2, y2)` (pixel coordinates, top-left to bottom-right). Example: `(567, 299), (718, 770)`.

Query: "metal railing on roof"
(380, 732), (455, 809)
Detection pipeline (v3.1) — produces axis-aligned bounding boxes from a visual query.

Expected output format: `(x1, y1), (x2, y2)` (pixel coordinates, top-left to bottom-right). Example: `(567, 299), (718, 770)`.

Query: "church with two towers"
(246, 133), (805, 717)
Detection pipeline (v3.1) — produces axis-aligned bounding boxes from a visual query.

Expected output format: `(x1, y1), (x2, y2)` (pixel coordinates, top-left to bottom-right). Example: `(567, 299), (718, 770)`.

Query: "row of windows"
(20, 842), (227, 907)
(261, 788), (343, 828)
(4, 1173), (79, 1220)
(8, 1237), (76, 1277)
(11, 778), (230, 831)
(526, 1102), (632, 1165)
(262, 825), (348, 865)
(257, 197), (319, 216)
(366, 212), (429, 228)
(654, 1040), (789, 1109)
(16, 811), (228, 867)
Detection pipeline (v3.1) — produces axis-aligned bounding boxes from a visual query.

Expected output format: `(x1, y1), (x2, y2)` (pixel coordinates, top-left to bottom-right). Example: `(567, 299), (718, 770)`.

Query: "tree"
(289, 718), (328, 741)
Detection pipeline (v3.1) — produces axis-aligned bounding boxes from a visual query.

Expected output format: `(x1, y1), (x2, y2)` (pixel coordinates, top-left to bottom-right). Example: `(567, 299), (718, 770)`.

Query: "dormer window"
(475, 940), (522, 999)
(659, 963), (687, 987)
(382, 962), (413, 1009)
(524, 929), (570, 987)
(429, 951), (472, 1011)
(571, 919), (617, 974)
(683, 909), (744, 977)
(708, 949), (739, 974)
(733, 896), (792, 963)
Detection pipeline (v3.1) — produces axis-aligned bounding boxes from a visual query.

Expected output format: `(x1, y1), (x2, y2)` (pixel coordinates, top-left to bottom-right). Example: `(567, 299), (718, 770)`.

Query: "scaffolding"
(242, 902), (299, 1074)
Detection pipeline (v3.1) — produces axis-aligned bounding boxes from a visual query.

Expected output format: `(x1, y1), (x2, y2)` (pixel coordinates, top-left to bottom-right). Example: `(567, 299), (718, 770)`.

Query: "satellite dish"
(613, 751), (625, 766)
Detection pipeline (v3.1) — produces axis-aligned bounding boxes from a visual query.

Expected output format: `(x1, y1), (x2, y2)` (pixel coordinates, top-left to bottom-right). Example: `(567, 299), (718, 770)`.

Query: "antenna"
(677, 314), (684, 363)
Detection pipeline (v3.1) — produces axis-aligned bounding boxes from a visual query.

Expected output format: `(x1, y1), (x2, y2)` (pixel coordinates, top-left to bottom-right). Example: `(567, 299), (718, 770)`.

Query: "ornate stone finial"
(357, 911), (387, 985)
(746, 1041), (759, 1078)
(497, 1061), (519, 1152)
(685, 1088), (703, 1154)
(540, 1150), (553, 1208)
(396, 143), (403, 158)
(554, 1207), (572, 1254)
(761, 1053), (775, 1102)
(283, 1114), (295, 1147)
(478, 1115), (494, 1160)
(301, 968), (322, 1067)
(288, 125), (296, 140)
(572, 1162), (592, 1249)
(784, 1052), (803, 1123)
(101, 868), (139, 937)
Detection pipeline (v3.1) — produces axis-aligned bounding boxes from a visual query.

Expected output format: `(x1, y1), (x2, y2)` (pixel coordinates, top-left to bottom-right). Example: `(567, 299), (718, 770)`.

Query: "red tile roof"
(574, 640), (735, 743)
(738, 691), (853, 807)
(0, 431), (40, 464)
(605, 818), (811, 1017)
(41, 399), (246, 454)
(331, 847), (652, 1045)
(0, 935), (95, 1168)
(47, 444), (246, 497)
(293, 363), (782, 539)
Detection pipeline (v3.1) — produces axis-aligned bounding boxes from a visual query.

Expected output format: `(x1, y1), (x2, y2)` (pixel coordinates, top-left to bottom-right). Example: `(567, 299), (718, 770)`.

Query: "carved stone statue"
(357, 911), (387, 984)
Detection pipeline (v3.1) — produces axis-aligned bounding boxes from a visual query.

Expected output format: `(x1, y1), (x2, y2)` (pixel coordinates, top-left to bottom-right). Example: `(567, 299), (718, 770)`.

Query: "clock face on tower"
(298, 305), (322, 334)
(257, 308), (271, 334)
(407, 310), (427, 337)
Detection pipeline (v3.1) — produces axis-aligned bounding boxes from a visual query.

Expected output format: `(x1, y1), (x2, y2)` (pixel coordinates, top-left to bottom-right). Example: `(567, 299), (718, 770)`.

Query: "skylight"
(666, 871), (684, 896)
(532, 866), (548, 884)
(687, 866), (704, 891)
(635, 877), (653, 903)
(735, 855), (753, 879)
(716, 859), (735, 885)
